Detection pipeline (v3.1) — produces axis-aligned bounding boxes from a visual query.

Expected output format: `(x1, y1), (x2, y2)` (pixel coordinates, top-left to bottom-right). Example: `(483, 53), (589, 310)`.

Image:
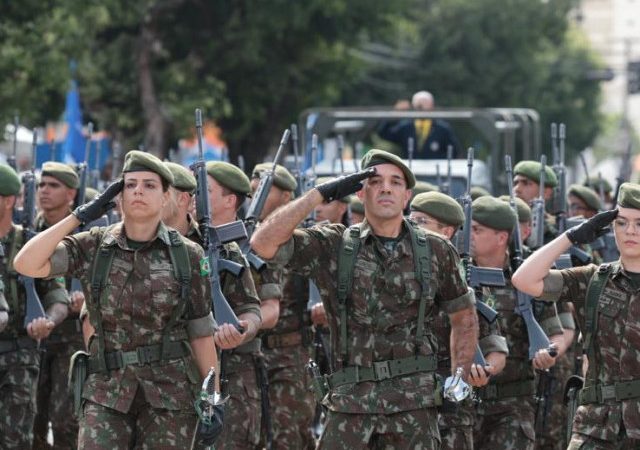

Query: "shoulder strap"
(407, 220), (432, 355)
(89, 228), (115, 373)
(336, 225), (361, 366)
(6, 227), (25, 324)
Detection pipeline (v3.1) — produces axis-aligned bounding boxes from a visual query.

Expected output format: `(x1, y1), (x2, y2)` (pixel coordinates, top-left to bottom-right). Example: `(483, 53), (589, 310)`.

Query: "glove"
(565, 209), (618, 245)
(73, 179), (124, 225)
(315, 168), (377, 202)
(195, 403), (224, 447)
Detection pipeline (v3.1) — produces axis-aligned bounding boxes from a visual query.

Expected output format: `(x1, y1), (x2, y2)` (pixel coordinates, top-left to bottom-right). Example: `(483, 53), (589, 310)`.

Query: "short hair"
(220, 185), (247, 211)
(411, 91), (434, 109)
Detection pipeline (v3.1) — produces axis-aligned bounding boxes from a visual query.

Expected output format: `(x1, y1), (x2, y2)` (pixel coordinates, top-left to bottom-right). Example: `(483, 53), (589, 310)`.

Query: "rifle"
(74, 123), (92, 210)
(8, 115), (19, 171)
(446, 146), (453, 196)
(21, 130), (46, 327)
(436, 164), (443, 194)
(240, 129), (290, 272)
(458, 148), (503, 366)
(290, 124), (304, 199)
(579, 152), (590, 184)
(529, 155), (547, 250)
(336, 134), (345, 175)
(192, 108), (247, 328)
(90, 137), (100, 190)
(613, 140), (633, 205)
(303, 134), (319, 228)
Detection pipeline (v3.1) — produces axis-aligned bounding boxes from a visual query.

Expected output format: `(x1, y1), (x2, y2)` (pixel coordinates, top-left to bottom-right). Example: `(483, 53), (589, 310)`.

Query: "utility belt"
(0, 336), (38, 354)
(579, 379), (640, 404)
(262, 328), (312, 349)
(327, 355), (438, 389)
(86, 341), (189, 374)
(478, 379), (535, 401)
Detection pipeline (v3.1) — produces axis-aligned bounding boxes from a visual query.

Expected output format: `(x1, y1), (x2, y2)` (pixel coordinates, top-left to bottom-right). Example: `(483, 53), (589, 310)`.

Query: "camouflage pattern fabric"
(540, 263), (640, 444)
(317, 408), (440, 450)
(268, 219), (473, 445)
(0, 224), (68, 449)
(474, 268), (564, 450)
(48, 222), (214, 448)
(438, 401), (474, 450)
(567, 432), (640, 449)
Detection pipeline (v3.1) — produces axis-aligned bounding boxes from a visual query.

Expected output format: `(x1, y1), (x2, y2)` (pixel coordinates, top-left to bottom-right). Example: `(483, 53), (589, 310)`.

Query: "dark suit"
(377, 119), (461, 159)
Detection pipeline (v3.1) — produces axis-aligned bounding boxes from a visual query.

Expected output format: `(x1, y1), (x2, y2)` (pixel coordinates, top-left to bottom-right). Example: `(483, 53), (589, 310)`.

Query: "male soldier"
(513, 185), (639, 449)
(410, 191), (508, 450)
(14, 151), (223, 449)
(251, 149), (478, 449)
(32, 161), (84, 450)
(0, 163), (69, 448)
(568, 184), (601, 220)
(251, 162), (316, 449)
(513, 160), (559, 245)
(350, 196), (364, 224)
(584, 176), (613, 209)
(165, 160), (265, 450)
(469, 196), (567, 450)
(499, 195), (533, 246)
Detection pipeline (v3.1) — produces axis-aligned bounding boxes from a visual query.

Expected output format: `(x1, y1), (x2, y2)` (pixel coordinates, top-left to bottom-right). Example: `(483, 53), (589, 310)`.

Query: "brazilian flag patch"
(200, 258), (210, 276)
(55, 277), (66, 284)
(484, 294), (496, 309)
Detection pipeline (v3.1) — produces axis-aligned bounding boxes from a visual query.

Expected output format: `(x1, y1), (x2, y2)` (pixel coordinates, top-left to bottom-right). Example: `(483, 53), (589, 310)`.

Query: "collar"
(101, 221), (172, 249)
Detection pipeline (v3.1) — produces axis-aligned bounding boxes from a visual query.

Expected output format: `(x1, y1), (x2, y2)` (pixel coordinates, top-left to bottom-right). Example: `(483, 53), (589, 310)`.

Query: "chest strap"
(327, 355), (437, 388)
(579, 379), (640, 404)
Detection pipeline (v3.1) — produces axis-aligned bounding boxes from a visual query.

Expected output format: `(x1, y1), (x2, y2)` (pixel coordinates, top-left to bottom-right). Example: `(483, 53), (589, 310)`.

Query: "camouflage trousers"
(215, 352), (261, 450)
(474, 395), (536, 450)
(0, 347), (40, 449)
(33, 334), (83, 449)
(77, 388), (199, 450)
(317, 408), (440, 449)
(567, 432), (640, 450)
(262, 344), (315, 450)
(439, 400), (475, 450)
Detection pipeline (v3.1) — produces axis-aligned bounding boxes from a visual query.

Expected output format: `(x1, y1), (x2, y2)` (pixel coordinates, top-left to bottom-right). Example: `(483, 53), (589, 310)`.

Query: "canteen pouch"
(68, 350), (91, 418)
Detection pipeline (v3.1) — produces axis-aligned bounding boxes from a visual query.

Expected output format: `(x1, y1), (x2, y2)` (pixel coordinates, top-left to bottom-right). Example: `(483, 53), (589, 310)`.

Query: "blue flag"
(61, 79), (85, 164)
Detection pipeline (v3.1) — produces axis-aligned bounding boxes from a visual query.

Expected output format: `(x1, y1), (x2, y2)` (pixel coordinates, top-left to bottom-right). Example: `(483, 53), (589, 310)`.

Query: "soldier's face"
(568, 194), (596, 219)
(470, 220), (508, 259)
(314, 200), (347, 224)
(37, 175), (76, 212)
(359, 164), (411, 221)
(613, 207), (640, 259)
(409, 211), (454, 240)
(0, 195), (16, 225)
(122, 172), (167, 221)
(512, 175), (539, 204)
(162, 187), (180, 223)
(250, 178), (290, 220)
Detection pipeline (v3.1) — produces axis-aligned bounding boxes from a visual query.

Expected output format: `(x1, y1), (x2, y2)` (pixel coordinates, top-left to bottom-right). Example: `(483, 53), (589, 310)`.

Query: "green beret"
(470, 186), (491, 200)
(472, 196), (517, 232)
(0, 164), (21, 196)
(316, 177), (351, 203)
(350, 196), (364, 214)
(360, 149), (416, 189)
(513, 160), (558, 188)
(617, 182), (640, 209)
(85, 187), (99, 203)
(568, 184), (601, 212)
(121, 150), (174, 185)
(584, 176), (612, 195)
(207, 161), (251, 195)
(499, 195), (532, 223)
(164, 162), (197, 193)
(252, 163), (297, 192)
(411, 192), (465, 227)
(413, 181), (439, 196)
(41, 162), (79, 189)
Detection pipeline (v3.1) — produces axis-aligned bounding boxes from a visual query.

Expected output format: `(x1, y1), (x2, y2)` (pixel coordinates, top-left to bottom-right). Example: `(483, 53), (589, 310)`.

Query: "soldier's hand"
(0, 311), (8, 333)
(214, 321), (248, 350)
(315, 168), (377, 202)
(566, 209), (618, 245)
(311, 303), (328, 327)
(27, 316), (55, 341)
(73, 179), (124, 225)
(532, 346), (557, 370)
(70, 291), (85, 314)
(468, 363), (499, 387)
(196, 403), (224, 446)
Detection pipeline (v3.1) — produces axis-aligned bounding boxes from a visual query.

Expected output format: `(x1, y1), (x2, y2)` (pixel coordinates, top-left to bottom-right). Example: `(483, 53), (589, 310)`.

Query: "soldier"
(0, 163), (69, 448)
(583, 176), (613, 209)
(469, 196), (566, 450)
(251, 162), (316, 449)
(14, 151), (222, 449)
(410, 191), (508, 450)
(32, 161), (86, 449)
(512, 185), (638, 449)
(513, 160), (559, 245)
(314, 177), (350, 225)
(251, 149), (478, 449)
(349, 196), (364, 224)
(568, 185), (601, 220)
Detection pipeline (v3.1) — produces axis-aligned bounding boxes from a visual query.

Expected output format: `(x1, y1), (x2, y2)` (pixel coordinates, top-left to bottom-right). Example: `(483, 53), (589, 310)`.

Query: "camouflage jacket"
(0, 224), (68, 341)
(269, 219), (474, 414)
(49, 221), (215, 413)
(541, 262), (640, 440)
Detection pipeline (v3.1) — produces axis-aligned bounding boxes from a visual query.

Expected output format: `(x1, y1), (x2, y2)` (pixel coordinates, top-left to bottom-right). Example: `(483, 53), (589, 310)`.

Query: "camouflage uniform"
(184, 215), (264, 450)
(0, 225), (68, 449)
(268, 219), (474, 449)
(47, 222), (217, 449)
(540, 262), (640, 449)
(433, 297), (508, 450)
(473, 269), (564, 450)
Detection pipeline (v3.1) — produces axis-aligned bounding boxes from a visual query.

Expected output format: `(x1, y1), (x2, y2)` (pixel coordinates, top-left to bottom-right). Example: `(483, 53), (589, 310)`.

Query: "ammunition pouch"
(86, 341), (189, 374)
(0, 336), (38, 354)
(563, 375), (584, 444)
(478, 379), (535, 401)
(579, 379), (640, 404)
(327, 355), (437, 388)
(68, 350), (91, 418)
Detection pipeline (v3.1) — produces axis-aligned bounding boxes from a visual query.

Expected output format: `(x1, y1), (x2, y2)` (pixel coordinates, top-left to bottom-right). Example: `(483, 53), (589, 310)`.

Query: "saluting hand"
(566, 209), (618, 245)
(316, 168), (377, 202)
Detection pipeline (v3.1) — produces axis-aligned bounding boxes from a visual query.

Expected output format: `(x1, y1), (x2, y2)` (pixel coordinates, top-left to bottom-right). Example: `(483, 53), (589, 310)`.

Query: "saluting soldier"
(14, 151), (222, 449)
(513, 183), (639, 449)
(0, 163), (69, 449)
(410, 191), (508, 450)
(251, 149), (478, 449)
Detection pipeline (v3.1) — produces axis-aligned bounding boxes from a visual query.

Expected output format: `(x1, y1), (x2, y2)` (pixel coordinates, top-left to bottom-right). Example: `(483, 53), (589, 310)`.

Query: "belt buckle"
(373, 361), (391, 381)
(137, 346), (154, 365)
(121, 350), (139, 367)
